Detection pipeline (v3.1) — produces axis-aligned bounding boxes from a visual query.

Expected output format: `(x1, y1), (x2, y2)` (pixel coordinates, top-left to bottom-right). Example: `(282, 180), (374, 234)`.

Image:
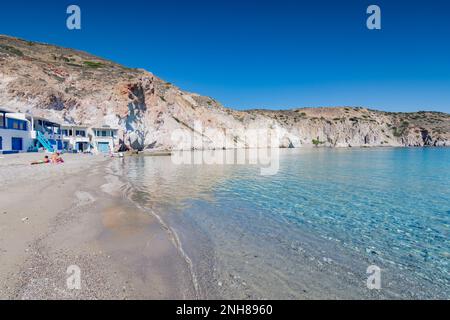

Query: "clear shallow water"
(119, 148), (450, 299)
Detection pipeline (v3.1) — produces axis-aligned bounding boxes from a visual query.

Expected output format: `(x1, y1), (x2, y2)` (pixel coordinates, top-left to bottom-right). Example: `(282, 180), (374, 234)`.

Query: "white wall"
(0, 128), (33, 152)
(91, 128), (118, 153)
(63, 136), (90, 152)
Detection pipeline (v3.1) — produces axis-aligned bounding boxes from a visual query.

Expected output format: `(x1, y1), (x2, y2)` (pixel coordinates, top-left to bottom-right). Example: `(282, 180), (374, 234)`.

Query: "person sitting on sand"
(51, 152), (64, 164)
(31, 155), (50, 165)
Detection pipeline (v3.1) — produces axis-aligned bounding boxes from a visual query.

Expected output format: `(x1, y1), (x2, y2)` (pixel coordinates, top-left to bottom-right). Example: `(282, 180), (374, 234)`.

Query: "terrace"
(25, 115), (62, 140)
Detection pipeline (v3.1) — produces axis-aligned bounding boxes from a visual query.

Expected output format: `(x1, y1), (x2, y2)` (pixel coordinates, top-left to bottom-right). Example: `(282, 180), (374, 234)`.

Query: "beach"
(1, 149), (448, 300)
(0, 153), (196, 299)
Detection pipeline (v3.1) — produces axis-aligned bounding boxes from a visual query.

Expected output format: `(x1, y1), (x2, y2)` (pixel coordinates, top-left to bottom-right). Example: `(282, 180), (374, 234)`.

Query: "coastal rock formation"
(1, 35), (449, 151)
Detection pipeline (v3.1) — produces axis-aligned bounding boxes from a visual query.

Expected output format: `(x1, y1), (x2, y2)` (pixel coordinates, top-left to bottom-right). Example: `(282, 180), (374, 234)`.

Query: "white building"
(0, 108), (33, 154)
(61, 125), (91, 153)
(92, 126), (119, 153)
(25, 115), (64, 152)
(1, 108), (119, 154)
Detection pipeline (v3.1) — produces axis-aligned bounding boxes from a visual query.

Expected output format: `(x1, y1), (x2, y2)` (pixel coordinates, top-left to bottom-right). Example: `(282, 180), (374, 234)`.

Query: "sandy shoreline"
(0, 153), (196, 299)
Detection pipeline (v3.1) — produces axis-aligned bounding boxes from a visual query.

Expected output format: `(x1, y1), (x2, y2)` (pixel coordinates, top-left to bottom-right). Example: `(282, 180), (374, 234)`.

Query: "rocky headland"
(1, 35), (449, 151)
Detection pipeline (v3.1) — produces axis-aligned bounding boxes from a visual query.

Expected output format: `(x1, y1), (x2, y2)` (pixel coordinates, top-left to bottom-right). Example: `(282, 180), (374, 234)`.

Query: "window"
(95, 130), (111, 137)
(6, 119), (27, 130)
(76, 130), (86, 137)
(0, 136), (2, 150)
(0, 114), (4, 128)
(6, 119), (28, 131)
(62, 129), (68, 136)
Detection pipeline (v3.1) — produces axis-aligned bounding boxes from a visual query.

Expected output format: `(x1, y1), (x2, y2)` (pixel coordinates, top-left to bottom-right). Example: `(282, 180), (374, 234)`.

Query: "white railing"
(31, 130), (62, 140)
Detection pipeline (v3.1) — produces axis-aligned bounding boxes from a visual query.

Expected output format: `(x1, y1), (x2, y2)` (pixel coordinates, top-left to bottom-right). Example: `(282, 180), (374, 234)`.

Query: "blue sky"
(0, 0), (449, 112)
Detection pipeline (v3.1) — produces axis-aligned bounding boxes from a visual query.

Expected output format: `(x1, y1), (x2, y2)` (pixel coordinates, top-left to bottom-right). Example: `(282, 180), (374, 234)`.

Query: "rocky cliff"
(1, 35), (449, 151)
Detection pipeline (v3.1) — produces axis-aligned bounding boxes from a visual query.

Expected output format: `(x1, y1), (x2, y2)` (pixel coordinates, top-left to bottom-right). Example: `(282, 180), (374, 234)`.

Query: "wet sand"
(0, 153), (196, 299)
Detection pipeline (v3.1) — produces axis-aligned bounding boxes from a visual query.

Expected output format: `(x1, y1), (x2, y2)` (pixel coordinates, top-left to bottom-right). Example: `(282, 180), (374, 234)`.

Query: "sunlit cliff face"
(1, 35), (449, 151)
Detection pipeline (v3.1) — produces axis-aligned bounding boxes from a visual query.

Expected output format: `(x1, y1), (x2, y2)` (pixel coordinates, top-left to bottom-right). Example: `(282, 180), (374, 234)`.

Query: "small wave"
(120, 178), (201, 299)
(105, 160), (201, 298)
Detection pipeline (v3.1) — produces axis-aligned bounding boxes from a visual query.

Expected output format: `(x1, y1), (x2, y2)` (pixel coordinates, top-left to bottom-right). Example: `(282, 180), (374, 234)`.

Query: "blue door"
(98, 142), (110, 153)
(12, 137), (23, 151)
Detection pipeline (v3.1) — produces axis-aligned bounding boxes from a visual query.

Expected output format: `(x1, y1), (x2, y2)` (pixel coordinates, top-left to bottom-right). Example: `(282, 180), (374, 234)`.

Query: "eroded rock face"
(1, 35), (449, 151)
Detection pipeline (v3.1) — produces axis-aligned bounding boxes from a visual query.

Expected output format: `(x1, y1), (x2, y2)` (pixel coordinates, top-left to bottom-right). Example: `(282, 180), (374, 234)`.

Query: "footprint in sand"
(101, 175), (122, 196)
(75, 191), (95, 207)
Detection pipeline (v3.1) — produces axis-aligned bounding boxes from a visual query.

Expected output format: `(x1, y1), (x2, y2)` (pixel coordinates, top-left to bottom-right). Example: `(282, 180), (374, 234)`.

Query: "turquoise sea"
(120, 148), (449, 299)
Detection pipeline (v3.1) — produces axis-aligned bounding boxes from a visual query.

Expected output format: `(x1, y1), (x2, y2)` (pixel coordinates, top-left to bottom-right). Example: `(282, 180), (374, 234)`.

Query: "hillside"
(1, 35), (449, 150)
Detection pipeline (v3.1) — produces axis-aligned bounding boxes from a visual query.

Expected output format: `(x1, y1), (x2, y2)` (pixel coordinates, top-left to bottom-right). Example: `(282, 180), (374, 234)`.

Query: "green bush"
(312, 137), (325, 147)
(0, 45), (24, 56)
(83, 61), (104, 68)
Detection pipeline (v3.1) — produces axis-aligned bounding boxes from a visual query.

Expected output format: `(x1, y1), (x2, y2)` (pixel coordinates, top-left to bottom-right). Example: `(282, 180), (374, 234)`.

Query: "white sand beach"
(0, 153), (196, 299)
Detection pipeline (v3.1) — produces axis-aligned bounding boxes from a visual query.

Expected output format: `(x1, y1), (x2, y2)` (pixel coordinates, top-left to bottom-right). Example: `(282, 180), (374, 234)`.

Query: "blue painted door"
(98, 142), (110, 153)
(11, 137), (23, 151)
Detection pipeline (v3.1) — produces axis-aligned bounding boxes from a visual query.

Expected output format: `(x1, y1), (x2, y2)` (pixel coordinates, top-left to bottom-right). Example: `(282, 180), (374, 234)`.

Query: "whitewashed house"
(1, 108), (119, 155)
(0, 108), (33, 154)
(61, 124), (91, 152)
(25, 115), (64, 152)
(92, 126), (118, 153)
